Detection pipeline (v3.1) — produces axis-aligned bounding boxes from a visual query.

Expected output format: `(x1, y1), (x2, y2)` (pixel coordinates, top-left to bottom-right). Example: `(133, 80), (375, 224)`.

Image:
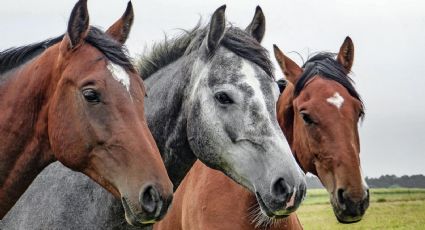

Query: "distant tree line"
(365, 174), (425, 188)
(306, 174), (425, 189)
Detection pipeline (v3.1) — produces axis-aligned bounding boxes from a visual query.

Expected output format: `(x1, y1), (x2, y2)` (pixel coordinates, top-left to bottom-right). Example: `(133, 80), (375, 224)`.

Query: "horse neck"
(144, 55), (198, 189)
(0, 47), (59, 217)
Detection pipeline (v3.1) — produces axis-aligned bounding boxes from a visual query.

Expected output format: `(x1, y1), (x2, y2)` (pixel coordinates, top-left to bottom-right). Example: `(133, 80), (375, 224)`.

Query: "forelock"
(294, 52), (365, 118)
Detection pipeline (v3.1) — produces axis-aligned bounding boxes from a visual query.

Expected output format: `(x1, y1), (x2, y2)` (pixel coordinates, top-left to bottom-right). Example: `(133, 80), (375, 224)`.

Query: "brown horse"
(155, 37), (369, 229)
(0, 1), (173, 226)
(275, 38), (369, 224)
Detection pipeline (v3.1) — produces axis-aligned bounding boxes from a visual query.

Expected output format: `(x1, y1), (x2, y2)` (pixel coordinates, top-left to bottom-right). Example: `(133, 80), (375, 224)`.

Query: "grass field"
(297, 188), (425, 230)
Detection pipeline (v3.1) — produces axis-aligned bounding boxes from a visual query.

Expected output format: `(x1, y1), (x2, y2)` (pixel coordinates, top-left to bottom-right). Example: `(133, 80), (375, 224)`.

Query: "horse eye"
(215, 92), (233, 104)
(300, 111), (315, 125)
(82, 88), (100, 103)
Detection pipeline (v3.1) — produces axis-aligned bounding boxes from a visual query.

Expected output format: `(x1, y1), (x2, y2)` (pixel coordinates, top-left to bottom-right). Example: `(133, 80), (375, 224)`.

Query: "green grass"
(297, 188), (425, 229)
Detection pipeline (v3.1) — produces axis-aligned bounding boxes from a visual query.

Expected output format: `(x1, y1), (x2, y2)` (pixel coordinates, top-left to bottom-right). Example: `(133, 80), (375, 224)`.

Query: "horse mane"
(294, 52), (365, 118)
(0, 27), (133, 77)
(138, 23), (274, 79)
(0, 36), (64, 75)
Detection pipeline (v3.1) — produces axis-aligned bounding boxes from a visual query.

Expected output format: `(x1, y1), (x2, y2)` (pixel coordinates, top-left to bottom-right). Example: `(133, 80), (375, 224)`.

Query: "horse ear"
(337, 36), (354, 73)
(245, 6), (265, 43)
(106, 1), (134, 44)
(65, 0), (90, 49)
(273, 44), (302, 84)
(206, 5), (226, 54)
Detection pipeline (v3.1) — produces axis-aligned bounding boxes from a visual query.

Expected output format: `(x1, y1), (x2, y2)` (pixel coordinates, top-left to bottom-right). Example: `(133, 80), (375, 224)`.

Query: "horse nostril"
(140, 185), (160, 215)
(361, 189), (370, 213)
(299, 182), (307, 200)
(271, 177), (290, 202)
(337, 188), (346, 205)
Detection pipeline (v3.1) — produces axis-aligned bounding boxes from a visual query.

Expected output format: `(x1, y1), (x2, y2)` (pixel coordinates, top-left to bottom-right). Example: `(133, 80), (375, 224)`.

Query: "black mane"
(0, 26), (133, 76)
(138, 24), (274, 79)
(85, 27), (134, 71)
(0, 36), (64, 75)
(294, 52), (365, 118)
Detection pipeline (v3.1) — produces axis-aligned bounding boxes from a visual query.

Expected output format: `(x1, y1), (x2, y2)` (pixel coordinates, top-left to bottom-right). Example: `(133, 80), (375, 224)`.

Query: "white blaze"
(241, 60), (266, 110)
(241, 60), (304, 175)
(326, 92), (344, 109)
(107, 62), (131, 94)
(241, 60), (304, 171)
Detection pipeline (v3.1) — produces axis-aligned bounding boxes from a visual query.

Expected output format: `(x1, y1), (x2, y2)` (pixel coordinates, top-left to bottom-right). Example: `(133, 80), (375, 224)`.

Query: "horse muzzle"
(121, 184), (173, 226)
(255, 178), (306, 218)
(332, 188), (370, 223)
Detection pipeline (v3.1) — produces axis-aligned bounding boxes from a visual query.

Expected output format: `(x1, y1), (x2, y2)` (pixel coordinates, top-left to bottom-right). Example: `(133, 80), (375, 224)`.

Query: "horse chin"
(330, 197), (364, 224)
(336, 214), (363, 224)
(249, 194), (290, 228)
(255, 192), (291, 219)
(334, 210), (363, 224)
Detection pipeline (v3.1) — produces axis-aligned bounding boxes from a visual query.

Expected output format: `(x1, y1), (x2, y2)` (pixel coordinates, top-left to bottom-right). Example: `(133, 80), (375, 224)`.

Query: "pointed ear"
(65, 0), (90, 49)
(273, 44), (302, 84)
(337, 36), (354, 73)
(245, 6), (265, 43)
(106, 1), (134, 44)
(206, 5), (226, 54)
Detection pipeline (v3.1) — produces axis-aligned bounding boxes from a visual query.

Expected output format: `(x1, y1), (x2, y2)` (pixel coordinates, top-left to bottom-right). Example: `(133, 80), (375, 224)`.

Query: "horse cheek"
(48, 90), (90, 170)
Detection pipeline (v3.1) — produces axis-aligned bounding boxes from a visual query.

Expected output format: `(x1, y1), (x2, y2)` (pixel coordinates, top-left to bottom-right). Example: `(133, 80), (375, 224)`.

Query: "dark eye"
(300, 111), (315, 125)
(82, 88), (100, 103)
(215, 92), (233, 104)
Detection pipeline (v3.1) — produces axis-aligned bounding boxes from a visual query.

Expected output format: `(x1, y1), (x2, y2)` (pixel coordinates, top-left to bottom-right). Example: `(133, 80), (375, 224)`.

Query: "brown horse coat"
(154, 161), (302, 230)
(0, 1), (173, 225)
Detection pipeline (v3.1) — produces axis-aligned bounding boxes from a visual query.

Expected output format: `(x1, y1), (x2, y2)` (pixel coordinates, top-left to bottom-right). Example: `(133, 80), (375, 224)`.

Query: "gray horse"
(0, 5), (306, 229)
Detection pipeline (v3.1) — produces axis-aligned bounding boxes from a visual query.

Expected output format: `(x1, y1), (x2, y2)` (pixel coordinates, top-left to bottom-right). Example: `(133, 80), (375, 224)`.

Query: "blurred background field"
(297, 188), (425, 229)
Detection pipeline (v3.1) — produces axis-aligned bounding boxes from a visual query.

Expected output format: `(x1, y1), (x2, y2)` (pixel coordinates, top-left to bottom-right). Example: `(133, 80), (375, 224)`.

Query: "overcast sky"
(1, 0), (424, 177)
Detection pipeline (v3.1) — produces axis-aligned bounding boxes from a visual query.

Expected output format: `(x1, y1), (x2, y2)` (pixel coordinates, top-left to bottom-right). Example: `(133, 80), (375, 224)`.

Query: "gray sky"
(1, 0), (424, 177)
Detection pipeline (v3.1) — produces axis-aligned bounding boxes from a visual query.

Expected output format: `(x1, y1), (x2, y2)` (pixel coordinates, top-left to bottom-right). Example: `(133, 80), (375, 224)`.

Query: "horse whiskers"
(247, 202), (285, 229)
(247, 201), (259, 213)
